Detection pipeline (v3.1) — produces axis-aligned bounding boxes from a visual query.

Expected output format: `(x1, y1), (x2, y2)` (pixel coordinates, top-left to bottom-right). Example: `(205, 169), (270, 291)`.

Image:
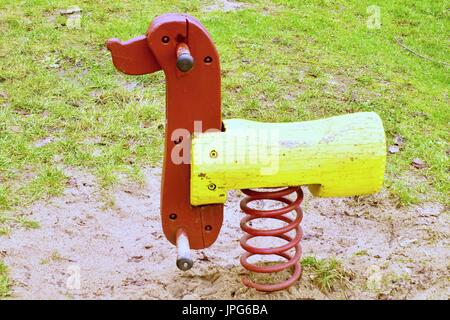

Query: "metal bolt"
(177, 53), (194, 72)
(208, 183), (216, 191)
(161, 36), (170, 43)
(204, 225), (212, 232)
(204, 56), (213, 64)
(169, 213), (177, 220)
(209, 150), (218, 158)
(176, 229), (193, 271)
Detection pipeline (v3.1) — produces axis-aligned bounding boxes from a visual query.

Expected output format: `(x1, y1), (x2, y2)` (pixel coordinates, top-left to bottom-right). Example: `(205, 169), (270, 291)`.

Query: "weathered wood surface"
(191, 112), (386, 206)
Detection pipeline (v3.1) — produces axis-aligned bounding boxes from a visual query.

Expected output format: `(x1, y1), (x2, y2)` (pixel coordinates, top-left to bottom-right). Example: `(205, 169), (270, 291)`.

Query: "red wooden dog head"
(106, 14), (224, 261)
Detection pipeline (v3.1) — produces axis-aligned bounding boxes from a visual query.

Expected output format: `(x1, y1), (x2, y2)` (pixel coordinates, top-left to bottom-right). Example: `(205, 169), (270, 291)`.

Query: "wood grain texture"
(191, 112), (386, 206)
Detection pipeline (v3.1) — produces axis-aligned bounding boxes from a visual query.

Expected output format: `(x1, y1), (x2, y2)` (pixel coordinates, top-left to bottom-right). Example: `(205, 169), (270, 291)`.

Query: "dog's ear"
(106, 35), (161, 75)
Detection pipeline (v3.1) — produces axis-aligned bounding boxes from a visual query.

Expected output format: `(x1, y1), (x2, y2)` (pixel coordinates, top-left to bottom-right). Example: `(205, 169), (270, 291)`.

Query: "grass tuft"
(0, 262), (11, 298)
(301, 256), (354, 292)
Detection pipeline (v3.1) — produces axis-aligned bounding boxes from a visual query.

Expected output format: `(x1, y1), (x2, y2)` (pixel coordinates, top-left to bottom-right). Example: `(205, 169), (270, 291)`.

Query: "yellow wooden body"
(190, 112), (386, 206)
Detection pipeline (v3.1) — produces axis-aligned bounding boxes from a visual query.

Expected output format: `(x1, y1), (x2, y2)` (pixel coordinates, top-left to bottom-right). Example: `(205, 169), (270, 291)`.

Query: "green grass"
(301, 256), (353, 292)
(0, 1), (448, 218)
(0, 261), (11, 298)
(0, 214), (40, 236)
(354, 250), (369, 257)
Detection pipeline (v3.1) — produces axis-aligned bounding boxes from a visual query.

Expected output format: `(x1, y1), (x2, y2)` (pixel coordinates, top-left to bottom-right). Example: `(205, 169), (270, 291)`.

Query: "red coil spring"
(239, 186), (304, 292)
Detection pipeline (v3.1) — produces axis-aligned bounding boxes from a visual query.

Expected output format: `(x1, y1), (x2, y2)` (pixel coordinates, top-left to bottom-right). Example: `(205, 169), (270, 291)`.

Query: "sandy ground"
(1, 167), (448, 300)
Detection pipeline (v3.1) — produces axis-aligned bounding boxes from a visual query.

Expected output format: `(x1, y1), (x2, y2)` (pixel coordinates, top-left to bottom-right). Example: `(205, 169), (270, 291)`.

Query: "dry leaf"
(128, 255), (143, 263)
(141, 121), (151, 128)
(198, 251), (210, 261)
(393, 134), (404, 146)
(411, 158), (427, 169)
(388, 145), (400, 154)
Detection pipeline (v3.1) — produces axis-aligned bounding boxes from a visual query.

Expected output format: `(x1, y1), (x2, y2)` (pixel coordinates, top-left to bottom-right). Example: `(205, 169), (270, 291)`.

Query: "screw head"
(209, 150), (218, 158)
(169, 213), (177, 220)
(208, 183), (216, 191)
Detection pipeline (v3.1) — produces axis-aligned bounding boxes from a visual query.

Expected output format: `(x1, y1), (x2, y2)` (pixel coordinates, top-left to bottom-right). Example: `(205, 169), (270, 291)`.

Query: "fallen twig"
(395, 37), (449, 68)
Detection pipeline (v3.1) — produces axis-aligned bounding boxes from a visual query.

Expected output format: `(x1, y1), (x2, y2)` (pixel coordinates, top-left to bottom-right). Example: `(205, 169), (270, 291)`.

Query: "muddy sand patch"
(1, 168), (449, 299)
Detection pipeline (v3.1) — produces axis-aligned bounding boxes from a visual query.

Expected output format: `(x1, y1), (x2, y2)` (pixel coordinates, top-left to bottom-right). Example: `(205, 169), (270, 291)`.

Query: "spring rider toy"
(106, 13), (386, 292)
